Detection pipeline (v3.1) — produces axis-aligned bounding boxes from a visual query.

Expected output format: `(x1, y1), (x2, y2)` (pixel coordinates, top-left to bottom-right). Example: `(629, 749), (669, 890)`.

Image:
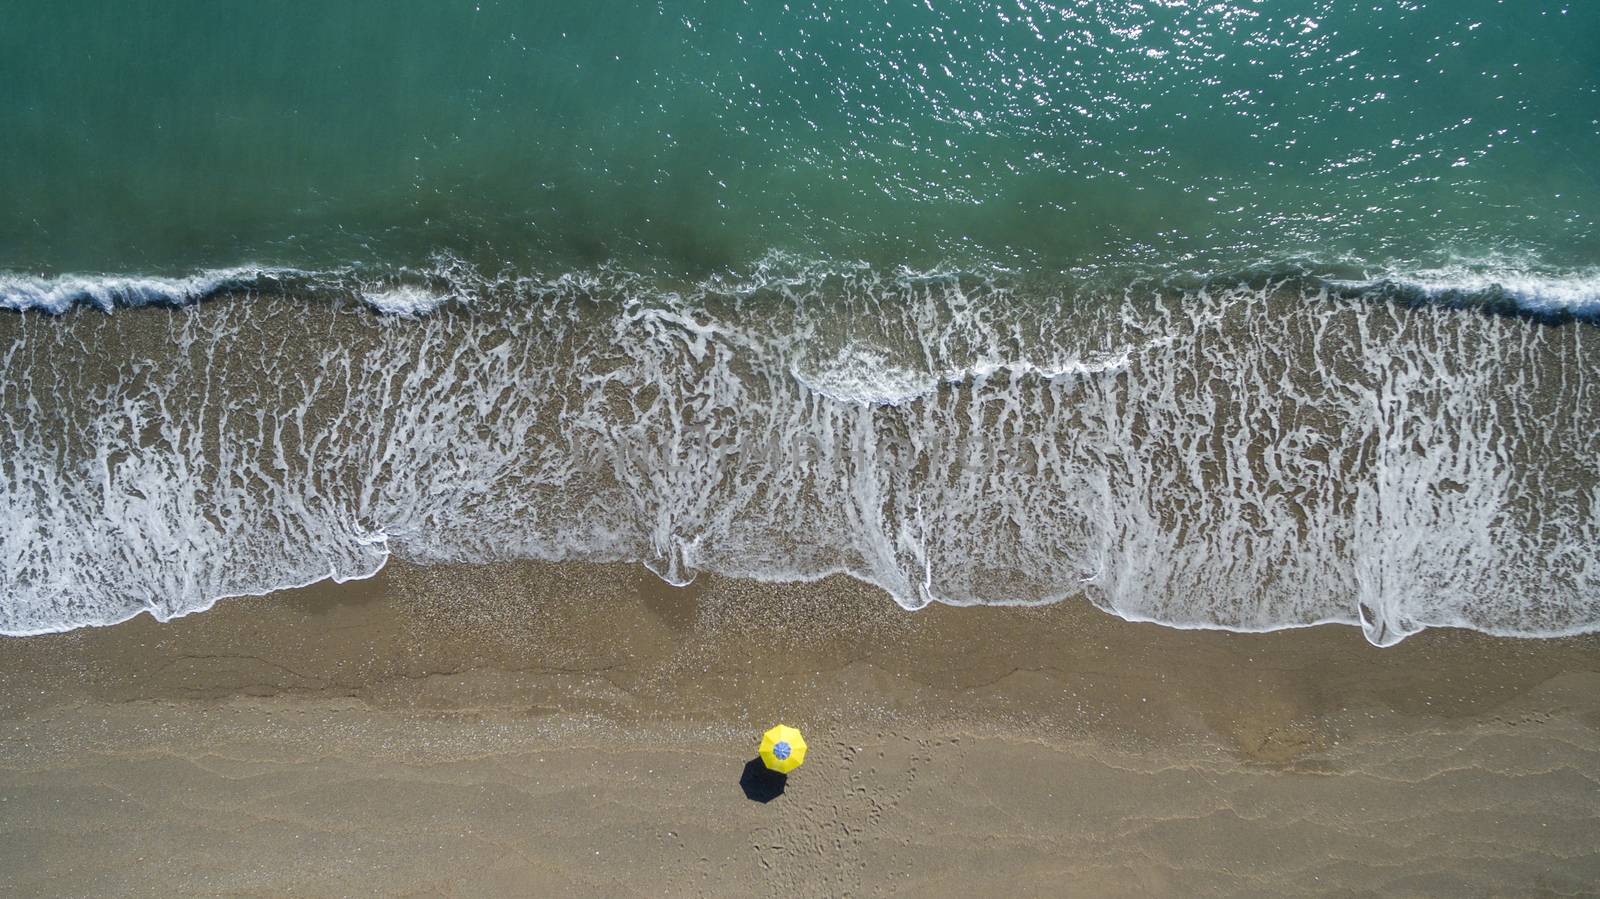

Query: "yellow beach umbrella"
(758, 724), (807, 774)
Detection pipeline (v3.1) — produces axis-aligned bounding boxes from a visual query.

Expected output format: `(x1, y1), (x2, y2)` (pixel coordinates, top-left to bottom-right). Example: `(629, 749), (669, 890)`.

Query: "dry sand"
(2, 560), (1598, 897)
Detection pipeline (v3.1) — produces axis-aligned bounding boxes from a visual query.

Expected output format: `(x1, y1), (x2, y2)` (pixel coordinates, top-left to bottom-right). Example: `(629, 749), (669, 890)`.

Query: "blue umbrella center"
(773, 741), (792, 761)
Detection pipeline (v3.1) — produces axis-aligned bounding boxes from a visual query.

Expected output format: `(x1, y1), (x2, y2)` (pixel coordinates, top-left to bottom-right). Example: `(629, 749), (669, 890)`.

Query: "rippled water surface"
(3, 1), (1595, 275)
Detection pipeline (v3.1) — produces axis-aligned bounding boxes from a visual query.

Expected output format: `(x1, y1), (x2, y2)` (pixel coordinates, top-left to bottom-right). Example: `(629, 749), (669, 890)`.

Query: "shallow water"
(2, 265), (1596, 642)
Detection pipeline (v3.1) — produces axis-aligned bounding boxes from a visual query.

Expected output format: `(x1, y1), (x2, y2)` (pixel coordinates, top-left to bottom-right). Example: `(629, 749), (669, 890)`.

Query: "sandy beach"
(2, 560), (1596, 897)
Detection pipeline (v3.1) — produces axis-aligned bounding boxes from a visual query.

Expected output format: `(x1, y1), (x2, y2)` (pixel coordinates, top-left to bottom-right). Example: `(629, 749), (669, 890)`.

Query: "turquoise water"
(3, 0), (1596, 278)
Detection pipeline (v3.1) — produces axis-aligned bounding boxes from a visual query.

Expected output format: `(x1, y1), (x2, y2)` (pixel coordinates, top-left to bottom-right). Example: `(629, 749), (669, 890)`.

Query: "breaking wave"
(0, 264), (467, 317)
(0, 269), (294, 314)
(1331, 263), (1600, 322)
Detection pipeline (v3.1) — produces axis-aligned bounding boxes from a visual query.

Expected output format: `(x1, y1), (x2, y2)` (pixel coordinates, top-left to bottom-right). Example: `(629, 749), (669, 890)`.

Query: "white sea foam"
(790, 349), (940, 405)
(1334, 262), (1600, 318)
(2, 260), (1597, 645)
(359, 284), (453, 316)
(0, 268), (290, 313)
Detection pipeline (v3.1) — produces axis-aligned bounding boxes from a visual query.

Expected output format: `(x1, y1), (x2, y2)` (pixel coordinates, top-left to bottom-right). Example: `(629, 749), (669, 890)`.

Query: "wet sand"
(2, 560), (1598, 897)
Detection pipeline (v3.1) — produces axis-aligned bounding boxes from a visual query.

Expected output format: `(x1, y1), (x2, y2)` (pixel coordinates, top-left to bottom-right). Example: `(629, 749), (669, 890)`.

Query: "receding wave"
(2, 256), (1597, 644)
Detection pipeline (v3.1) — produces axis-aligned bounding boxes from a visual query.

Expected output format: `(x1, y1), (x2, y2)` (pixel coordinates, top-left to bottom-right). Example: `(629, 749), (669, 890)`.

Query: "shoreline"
(10, 548), (1600, 647)
(3, 558), (1598, 895)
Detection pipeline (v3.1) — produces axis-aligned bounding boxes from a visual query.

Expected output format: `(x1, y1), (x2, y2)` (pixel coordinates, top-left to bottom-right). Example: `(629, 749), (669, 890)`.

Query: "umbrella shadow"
(739, 757), (787, 803)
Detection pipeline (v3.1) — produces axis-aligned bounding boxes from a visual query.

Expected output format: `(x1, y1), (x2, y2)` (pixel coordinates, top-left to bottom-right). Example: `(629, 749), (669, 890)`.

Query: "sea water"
(2, 1), (1597, 642)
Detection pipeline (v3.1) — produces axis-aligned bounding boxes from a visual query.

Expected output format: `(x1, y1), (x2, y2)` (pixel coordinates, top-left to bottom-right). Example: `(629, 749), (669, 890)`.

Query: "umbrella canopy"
(758, 724), (807, 774)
